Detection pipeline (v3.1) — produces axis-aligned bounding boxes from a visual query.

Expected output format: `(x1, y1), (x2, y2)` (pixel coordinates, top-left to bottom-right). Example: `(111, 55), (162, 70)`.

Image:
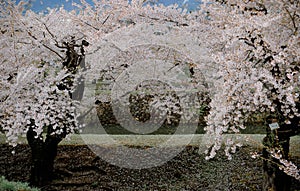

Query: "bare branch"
(137, 14), (189, 26)
(102, 14), (110, 25)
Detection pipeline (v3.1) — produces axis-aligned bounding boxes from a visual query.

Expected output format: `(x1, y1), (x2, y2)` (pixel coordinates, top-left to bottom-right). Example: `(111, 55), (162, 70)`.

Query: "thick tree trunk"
(262, 117), (297, 191)
(27, 128), (62, 186)
(262, 139), (291, 191)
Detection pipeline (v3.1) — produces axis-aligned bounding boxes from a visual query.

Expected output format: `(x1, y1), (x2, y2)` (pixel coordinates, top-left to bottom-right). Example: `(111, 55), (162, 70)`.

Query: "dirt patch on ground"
(0, 144), (299, 191)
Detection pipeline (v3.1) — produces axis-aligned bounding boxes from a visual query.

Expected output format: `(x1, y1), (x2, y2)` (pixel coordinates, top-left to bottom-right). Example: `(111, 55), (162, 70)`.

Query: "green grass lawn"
(0, 133), (299, 156)
(60, 134), (266, 146)
(61, 134), (300, 155)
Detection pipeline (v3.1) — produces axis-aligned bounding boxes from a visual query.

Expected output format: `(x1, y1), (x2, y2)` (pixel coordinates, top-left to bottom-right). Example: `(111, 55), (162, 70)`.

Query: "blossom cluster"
(0, 0), (199, 145)
(200, 0), (300, 179)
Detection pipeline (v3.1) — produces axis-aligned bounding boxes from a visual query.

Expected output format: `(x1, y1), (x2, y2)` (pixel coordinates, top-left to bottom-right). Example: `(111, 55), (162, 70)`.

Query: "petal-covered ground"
(0, 144), (299, 191)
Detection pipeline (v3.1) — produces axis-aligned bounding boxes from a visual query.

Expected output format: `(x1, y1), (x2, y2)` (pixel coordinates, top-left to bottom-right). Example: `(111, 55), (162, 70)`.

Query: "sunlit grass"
(0, 133), (299, 156)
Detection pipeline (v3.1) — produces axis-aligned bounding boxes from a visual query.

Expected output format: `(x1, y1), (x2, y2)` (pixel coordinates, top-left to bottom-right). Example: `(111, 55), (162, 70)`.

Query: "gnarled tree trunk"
(27, 128), (62, 186)
(262, 116), (299, 191)
(262, 139), (291, 191)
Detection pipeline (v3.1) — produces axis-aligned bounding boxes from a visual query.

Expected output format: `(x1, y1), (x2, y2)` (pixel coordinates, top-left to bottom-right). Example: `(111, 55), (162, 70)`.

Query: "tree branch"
(26, 28), (64, 60)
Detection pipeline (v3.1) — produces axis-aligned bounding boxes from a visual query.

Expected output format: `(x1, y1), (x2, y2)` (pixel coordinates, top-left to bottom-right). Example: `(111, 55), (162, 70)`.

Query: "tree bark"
(27, 128), (62, 186)
(262, 116), (299, 191)
(262, 139), (291, 191)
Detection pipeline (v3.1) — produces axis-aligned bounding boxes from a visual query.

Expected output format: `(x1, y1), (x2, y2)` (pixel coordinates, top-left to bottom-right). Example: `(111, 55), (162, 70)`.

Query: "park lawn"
(0, 133), (299, 156)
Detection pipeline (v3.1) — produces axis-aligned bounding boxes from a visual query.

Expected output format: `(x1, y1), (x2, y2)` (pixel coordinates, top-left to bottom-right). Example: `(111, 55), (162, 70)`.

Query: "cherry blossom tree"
(0, 0), (200, 186)
(200, 0), (300, 190)
(4, 0), (299, 189)
(0, 0), (93, 185)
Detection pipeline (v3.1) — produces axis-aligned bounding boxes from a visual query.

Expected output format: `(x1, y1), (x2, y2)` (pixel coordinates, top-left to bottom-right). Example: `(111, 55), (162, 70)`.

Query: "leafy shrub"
(0, 176), (40, 191)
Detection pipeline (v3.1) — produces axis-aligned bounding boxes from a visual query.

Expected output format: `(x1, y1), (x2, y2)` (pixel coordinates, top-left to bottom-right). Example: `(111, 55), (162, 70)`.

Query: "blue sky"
(16, 0), (201, 13)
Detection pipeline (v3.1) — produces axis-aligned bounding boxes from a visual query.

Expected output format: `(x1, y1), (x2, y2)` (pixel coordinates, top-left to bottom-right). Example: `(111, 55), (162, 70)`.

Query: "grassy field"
(1, 133), (299, 156)
(60, 134), (266, 146)
(64, 134), (300, 156)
